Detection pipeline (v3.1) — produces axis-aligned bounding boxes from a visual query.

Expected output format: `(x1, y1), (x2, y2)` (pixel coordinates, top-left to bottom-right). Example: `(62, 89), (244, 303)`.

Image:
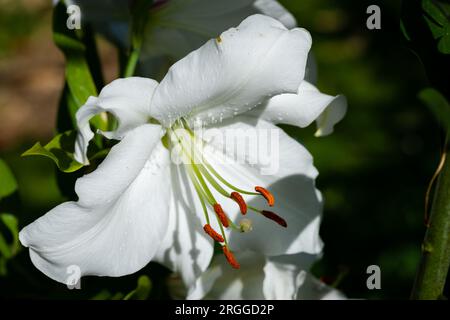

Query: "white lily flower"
(19, 15), (346, 294)
(67, 0), (297, 74)
(140, 0), (296, 68)
(69, 0), (296, 46)
(173, 251), (345, 300)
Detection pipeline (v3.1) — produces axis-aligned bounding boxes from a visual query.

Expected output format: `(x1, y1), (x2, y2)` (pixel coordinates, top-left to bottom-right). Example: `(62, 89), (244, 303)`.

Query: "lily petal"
(144, 0), (255, 58)
(297, 274), (347, 300)
(140, 0), (297, 77)
(75, 77), (156, 164)
(250, 81), (347, 136)
(188, 251), (267, 299)
(150, 14), (311, 126)
(187, 251), (318, 300)
(19, 124), (171, 283)
(200, 117), (323, 256)
(154, 164), (214, 295)
(263, 253), (318, 299)
(253, 0), (297, 28)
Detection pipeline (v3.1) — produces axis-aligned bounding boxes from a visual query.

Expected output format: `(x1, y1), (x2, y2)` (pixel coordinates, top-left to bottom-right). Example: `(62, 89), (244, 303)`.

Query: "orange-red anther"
(230, 192), (247, 214)
(261, 210), (287, 228)
(222, 245), (240, 269)
(214, 203), (229, 228)
(255, 186), (275, 207)
(203, 224), (224, 242)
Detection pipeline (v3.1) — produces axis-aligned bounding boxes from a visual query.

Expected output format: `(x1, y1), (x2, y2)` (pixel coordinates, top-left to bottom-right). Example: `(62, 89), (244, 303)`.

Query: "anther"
(213, 204), (229, 228)
(230, 192), (247, 214)
(203, 224), (225, 242)
(255, 186), (275, 207)
(222, 245), (240, 269)
(261, 210), (287, 228)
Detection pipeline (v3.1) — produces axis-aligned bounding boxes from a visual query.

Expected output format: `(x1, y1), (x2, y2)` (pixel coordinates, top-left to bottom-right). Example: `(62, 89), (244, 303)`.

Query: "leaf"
(123, 275), (152, 300)
(1, 214), (19, 256)
(421, 0), (450, 54)
(91, 290), (124, 300)
(401, 1), (450, 95)
(0, 233), (10, 259)
(0, 159), (17, 200)
(438, 23), (450, 53)
(0, 213), (19, 259)
(22, 131), (84, 173)
(422, 0), (448, 27)
(424, 15), (445, 38)
(418, 87), (450, 132)
(91, 290), (112, 300)
(53, 2), (107, 131)
(53, 2), (97, 104)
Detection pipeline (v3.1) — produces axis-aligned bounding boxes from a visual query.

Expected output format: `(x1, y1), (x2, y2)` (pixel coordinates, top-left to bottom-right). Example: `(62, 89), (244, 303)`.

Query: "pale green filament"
(197, 165), (230, 197)
(185, 165), (210, 225)
(178, 119), (259, 197)
(247, 205), (262, 213)
(170, 126), (229, 243)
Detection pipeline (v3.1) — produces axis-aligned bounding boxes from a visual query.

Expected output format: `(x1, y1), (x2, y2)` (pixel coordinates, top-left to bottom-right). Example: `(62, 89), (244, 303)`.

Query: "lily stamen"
(204, 224), (225, 243)
(222, 245), (240, 269)
(261, 210), (287, 228)
(248, 205), (287, 228)
(170, 119), (286, 267)
(230, 192), (247, 214)
(213, 203), (229, 228)
(255, 186), (275, 207)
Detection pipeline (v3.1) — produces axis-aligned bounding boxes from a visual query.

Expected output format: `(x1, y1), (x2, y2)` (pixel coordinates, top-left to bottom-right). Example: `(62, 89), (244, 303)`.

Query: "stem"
(123, 45), (141, 78)
(411, 138), (450, 299)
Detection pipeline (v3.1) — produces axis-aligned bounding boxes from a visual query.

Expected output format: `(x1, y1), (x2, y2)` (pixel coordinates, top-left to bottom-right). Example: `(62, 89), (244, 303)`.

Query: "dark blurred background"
(0, 0), (441, 299)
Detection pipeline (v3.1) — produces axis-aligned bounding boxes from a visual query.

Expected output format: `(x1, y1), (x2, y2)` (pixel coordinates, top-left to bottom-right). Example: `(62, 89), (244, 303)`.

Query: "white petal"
(189, 251), (267, 299)
(200, 117), (323, 256)
(250, 81), (347, 136)
(263, 253), (318, 299)
(154, 164), (214, 294)
(74, 77), (156, 164)
(141, 0), (296, 69)
(19, 124), (171, 283)
(187, 251), (318, 300)
(297, 274), (347, 300)
(150, 14), (311, 126)
(253, 0), (297, 28)
(305, 52), (318, 84)
(314, 94), (347, 137)
(144, 0), (256, 57)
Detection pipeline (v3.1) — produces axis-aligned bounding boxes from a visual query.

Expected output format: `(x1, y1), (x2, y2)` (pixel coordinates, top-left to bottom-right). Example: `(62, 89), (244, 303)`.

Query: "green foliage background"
(0, 0), (447, 299)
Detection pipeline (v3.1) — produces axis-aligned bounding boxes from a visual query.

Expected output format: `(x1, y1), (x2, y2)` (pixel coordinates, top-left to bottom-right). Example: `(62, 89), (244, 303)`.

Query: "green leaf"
(0, 213), (19, 259)
(418, 87), (450, 132)
(400, 20), (412, 41)
(422, 0), (450, 54)
(0, 233), (11, 259)
(0, 159), (17, 200)
(22, 131), (84, 173)
(53, 2), (97, 105)
(438, 24), (450, 53)
(424, 15), (445, 38)
(91, 290), (112, 300)
(53, 2), (107, 131)
(91, 290), (124, 300)
(123, 275), (152, 300)
(422, 0), (448, 27)
(111, 292), (125, 300)
(1, 214), (19, 256)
